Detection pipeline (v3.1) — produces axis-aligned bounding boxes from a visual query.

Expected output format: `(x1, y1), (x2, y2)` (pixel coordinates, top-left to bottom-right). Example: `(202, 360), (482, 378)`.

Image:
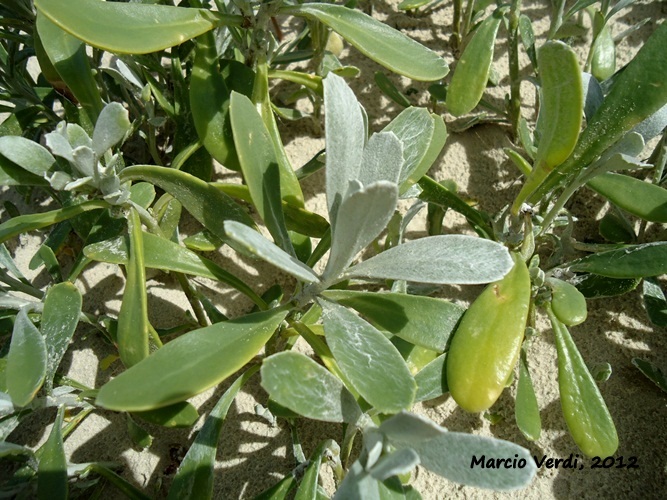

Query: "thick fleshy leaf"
(568, 242), (667, 278)
(223, 221), (319, 283)
(134, 402), (199, 428)
(344, 235), (512, 285)
(397, 432), (537, 490)
(117, 208), (149, 367)
(548, 307), (618, 457)
(515, 357), (541, 441)
(0, 200), (108, 244)
(35, 12), (104, 119)
(587, 172), (667, 223)
(260, 351), (361, 423)
(230, 92), (292, 253)
(0, 136), (55, 176)
(642, 278), (667, 327)
(632, 358), (667, 393)
(414, 354), (448, 402)
(96, 308), (287, 411)
(324, 73), (365, 225)
(0, 157), (48, 186)
(286, 3), (448, 81)
(369, 448), (420, 481)
(41, 282), (82, 392)
(120, 166), (254, 240)
(6, 308), (47, 407)
(357, 133), (403, 187)
(190, 32), (238, 171)
(533, 23), (667, 200)
(446, 11), (502, 116)
(92, 103), (131, 157)
(320, 300), (416, 413)
(35, 0), (221, 54)
(84, 232), (264, 307)
(379, 412), (445, 445)
(168, 368), (257, 499)
(321, 291), (464, 352)
(38, 406), (67, 500)
(323, 181), (398, 280)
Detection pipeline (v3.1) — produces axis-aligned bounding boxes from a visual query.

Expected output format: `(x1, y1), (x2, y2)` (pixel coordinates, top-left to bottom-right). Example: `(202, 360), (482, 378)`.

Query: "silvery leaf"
(72, 146), (96, 178)
(0, 136), (55, 176)
(632, 103), (667, 141)
(379, 412), (445, 445)
(45, 129), (74, 163)
(362, 429), (384, 470)
(368, 448), (420, 481)
(66, 123), (92, 150)
(92, 102), (131, 157)
(357, 132), (403, 186)
(581, 72), (604, 122)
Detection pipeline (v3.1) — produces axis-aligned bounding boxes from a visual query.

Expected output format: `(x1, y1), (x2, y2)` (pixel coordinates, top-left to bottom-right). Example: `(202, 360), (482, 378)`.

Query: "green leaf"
(587, 172), (667, 223)
(92, 102), (131, 157)
(129, 182), (156, 210)
(41, 282), (82, 392)
(632, 358), (667, 393)
(120, 166), (255, 241)
(260, 351), (361, 423)
(254, 475), (296, 500)
(0, 200), (108, 244)
(126, 414), (153, 450)
(515, 357), (541, 441)
(117, 208), (150, 367)
(230, 92), (293, 253)
(642, 278), (667, 327)
(369, 448), (419, 481)
(223, 221), (320, 284)
(37, 406), (67, 500)
(168, 368), (257, 499)
(512, 41), (582, 213)
(344, 235), (513, 285)
(190, 32), (238, 171)
(548, 277), (587, 326)
(548, 307), (618, 457)
(320, 300), (416, 413)
(446, 11), (502, 116)
(323, 73), (365, 226)
(96, 309), (287, 411)
(533, 23), (667, 201)
(321, 291), (464, 352)
(0, 136), (55, 176)
(568, 242), (667, 278)
(572, 273), (640, 298)
(35, 0), (222, 54)
(6, 308), (47, 407)
(295, 441), (327, 500)
(374, 72), (411, 107)
(134, 402), (199, 428)
(0, 156), (49, 186)
(286, 3), (448, 81)
(323, 181), (398, 280)
(84, 232), (265, 308)
(414, 354), (448, 402)
(35, 12), (104, 119)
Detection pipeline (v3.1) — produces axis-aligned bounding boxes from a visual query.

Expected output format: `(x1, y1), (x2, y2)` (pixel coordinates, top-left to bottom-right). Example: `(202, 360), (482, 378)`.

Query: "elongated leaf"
(533, 24), (667, 200)
(97, 308), (287, 411)
(446, 12), (502, 117)
(254, 475), (296, 500)
(168, 368), (257, 499)
(41, 282), (82, 392)
(223, 221), (319, 283)
(35, 12), (104, 119)
(344, 235), (512, 285)
(414, 354), (448, 402)
(230, 92), (292, 253)
(0, 136), (55, 176)
(512, 41), (582, 213)
(324, 73), (365, 225)
(642, 278), (667, 327)
(134, 402), (199, 428)
(548, 307), (618, 457)
(295, 441), (328, 500)
(397, 432), (537, 490)
(515, 357), (541, 441)
(587, 172), (667, 223)
(632, 358), (667, 393)
(320, 300), (416, 413)
(120, 166), (254, 241)
(374, 72), (411, 107)
(38, 406), (67, 500)
(261, 351), (361, 423)
(286, 3), (448, 81)
(117, 208), (149, 368)
(190, 32), (238, 171)
(358, 133), (403, 187)
(35, 0), (222, 54)
(0, 156), (48, 186)
(92, 102), (131, 157)
(7, 308), (47, 407)
(0, 200), (108, 244)
(322, 291), (464, 352)
(84, 232), (265, 307)
(568, 242), (667, 278)
(323, 181), (398, 280)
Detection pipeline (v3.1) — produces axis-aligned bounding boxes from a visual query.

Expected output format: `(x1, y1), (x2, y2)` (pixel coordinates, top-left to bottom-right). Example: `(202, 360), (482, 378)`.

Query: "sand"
(3, 1), (666, 498)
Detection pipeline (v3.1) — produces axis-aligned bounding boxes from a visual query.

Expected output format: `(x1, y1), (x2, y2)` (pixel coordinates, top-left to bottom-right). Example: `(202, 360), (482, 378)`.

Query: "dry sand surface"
(4, 1), (667, 498)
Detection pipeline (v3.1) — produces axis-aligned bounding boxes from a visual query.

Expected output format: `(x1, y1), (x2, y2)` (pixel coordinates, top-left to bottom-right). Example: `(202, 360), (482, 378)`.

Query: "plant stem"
(508, 0), (522, 140)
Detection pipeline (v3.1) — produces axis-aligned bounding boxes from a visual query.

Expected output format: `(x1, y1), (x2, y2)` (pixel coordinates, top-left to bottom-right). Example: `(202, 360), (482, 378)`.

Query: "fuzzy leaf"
(92, 102), (131, 157)
(414, 354), (448, 402)
(369, 448), (420, 481)
(357, 133), (403, 187)
(0, 136), (55, 176)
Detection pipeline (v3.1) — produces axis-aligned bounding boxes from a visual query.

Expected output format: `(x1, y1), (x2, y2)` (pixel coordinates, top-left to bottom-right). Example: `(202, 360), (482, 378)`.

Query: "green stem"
(508, 0), (522, 140)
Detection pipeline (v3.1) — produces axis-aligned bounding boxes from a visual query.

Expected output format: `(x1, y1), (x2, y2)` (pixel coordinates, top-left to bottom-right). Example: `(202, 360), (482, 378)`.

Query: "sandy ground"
(4, 0), (667, 498)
